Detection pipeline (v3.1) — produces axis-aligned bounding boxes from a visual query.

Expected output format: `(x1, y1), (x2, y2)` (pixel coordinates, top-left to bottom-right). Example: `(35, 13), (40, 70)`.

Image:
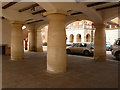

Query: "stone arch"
(104, 15), (118, 23)
(86, 34), (90, 42)
(66, 20), (77, 27)
(76, 34), (81, 42)
(36, 21), (49, 30)
(103, 8), (118, 23)
(65, 14), (94, 27)
(69, 34), (74, 42)
(66, 19), (94, 30)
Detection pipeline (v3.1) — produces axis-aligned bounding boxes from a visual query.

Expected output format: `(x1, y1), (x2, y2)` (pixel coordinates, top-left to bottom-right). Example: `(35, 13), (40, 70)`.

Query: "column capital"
(43, 9), (70, 16)
(25, 24), (36, 31)
(10, 21), (25, 25)
(94, 23), (106, 28)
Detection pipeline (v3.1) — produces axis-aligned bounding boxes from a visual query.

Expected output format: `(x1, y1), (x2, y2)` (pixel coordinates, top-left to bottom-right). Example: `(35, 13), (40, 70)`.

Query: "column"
(28, 30), (35, 51)
(11, 21), (24, 60)
(94, 23), (106, 61)
(74, 35), (77, 43)
(35, 30), (43, 52)
(91, 24), (94, 42)
(44, 10), (69, 74)
(91, 30), (94, 42)
(81, 34), (84, 42)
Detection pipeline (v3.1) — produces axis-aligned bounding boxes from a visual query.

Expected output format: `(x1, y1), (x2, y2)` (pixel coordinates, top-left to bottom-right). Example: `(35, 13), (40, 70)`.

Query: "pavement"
(2, 49), (118, 88)
(106, 51), (117, 60)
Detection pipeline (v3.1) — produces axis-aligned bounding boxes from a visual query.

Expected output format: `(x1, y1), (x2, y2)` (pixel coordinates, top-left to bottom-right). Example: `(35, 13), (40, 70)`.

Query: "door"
(78, 43), (87, 54)
(70, 43), (79, 53)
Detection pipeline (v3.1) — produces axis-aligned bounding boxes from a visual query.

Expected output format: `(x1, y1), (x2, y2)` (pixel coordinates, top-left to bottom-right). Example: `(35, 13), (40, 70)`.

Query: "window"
(109, 25), (112, 28)
(80, 43), (87, 47)
(73, 44), (78, 47)
(116, 40), (120, 45)
(86, 25), (89, 28)
(79, 22), (82, 25)
(90, 26), (92, 29)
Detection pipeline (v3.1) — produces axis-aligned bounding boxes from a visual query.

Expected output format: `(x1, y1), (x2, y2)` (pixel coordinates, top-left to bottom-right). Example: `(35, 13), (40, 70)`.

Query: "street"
(106, 51), (118, 61)
(68, 51), (118, 61)
(43, 46), (118, 61)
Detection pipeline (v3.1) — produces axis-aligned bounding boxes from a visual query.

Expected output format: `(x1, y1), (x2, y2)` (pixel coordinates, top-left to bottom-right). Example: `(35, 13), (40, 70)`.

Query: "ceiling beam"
(27, 19), (44, 24)
(71, 12), (83, 16)
(87, 2), (109, 7)
(26, 19), (34, 21)
(96, 3), (120, 11)
(77, 3), (102, 22)
(32, 9), (46, 15)
(2, 2), (17, 9)
(18, 3), (39, 12)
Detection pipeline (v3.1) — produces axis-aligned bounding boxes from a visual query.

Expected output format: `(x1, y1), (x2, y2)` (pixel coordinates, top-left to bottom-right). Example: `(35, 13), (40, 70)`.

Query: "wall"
(23, 28), (28, 39)
(2, 19), (12, 47)
(106, 29), (119, 45)
(2, 19), (29, 47)
(0, 18), (2, 45)
(66, 29), (85, 43)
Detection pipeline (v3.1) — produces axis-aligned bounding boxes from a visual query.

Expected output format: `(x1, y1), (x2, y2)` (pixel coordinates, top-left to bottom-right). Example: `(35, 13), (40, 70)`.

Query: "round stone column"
(28, 30), (35, 51)
(44, 10), (69, 74)
(11, 21), (24, 61)
(94, 23), (106, 61)
(35, 30), (43, 52)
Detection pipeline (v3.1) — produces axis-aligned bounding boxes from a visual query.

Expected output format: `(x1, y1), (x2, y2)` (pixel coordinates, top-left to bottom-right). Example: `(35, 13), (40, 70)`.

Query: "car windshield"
(72, 43), (87, 47)
(72, 42), (94, 47)
(72, 43), (79, 47)
(80, 43), (87, 47)
(116, 40), (120, 45)
(66, 44), (71, 46)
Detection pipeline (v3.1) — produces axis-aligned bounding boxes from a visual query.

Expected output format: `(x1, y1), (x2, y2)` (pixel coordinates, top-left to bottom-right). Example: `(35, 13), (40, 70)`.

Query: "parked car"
(66, 42), (94, 56)
(66, 42), (72, 47)
(110, 45), (113, 51)
(111, 38), (120, 60)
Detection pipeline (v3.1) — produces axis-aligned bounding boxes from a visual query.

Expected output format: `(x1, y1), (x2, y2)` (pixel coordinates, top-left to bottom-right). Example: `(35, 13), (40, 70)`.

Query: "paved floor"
(2, 51), (118, 88)
(106, 51), (117, 60)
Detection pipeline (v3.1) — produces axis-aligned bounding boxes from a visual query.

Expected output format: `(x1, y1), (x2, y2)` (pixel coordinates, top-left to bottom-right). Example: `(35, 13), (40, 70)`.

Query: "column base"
(29, 50), (35, 52)
(47, 65), (66, 74)
(29, 47), (35, 52)
(47, 70), (66, 74)
(36, 48), (43, 52)
(11, 57), (24, 61)
(94, 56), (106, 62)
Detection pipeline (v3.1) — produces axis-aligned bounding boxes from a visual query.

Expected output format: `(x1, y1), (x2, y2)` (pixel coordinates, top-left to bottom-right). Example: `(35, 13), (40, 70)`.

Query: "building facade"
(41, 20), (119, 45)
(66, 20), (94, 43)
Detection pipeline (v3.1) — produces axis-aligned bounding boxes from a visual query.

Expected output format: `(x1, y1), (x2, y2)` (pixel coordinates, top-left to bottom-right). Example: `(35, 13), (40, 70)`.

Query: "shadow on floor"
(2, 52), (118, 88)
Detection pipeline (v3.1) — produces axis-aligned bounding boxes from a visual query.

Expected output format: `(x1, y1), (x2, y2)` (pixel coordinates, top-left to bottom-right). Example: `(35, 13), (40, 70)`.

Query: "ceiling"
(2, 2), (119, 24)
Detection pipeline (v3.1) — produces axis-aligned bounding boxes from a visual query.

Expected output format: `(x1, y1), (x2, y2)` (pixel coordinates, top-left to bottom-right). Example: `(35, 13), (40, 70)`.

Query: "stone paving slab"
(2, 52), (118, 88)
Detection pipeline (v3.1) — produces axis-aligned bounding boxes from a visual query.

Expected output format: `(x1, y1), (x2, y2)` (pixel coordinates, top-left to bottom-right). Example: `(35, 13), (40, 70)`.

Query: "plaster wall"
(2, 19), (11, 47)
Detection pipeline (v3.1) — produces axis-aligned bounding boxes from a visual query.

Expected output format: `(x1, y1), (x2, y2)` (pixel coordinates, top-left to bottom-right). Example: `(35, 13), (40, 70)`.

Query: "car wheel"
(66, 49), (71, 54)
(84, 50), (90, 56)
(116, 52), (120, 60)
